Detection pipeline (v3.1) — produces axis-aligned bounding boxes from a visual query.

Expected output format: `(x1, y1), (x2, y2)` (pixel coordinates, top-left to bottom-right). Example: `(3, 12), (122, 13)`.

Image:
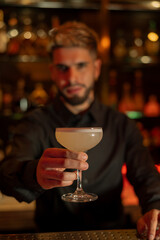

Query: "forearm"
(125, 119), (160, 214)
(0, 157), (44, 203)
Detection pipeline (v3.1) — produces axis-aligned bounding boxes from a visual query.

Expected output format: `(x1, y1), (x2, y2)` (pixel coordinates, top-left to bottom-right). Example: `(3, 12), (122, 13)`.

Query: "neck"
(63, 93), (94, 114)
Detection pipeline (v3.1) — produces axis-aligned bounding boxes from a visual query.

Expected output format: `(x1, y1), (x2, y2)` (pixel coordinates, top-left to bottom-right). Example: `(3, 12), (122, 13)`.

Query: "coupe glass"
(55, 127), (103, 202)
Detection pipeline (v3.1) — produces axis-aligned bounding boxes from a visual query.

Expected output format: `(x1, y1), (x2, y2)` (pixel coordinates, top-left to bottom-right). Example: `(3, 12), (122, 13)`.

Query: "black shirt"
(0, 97), (160, 232)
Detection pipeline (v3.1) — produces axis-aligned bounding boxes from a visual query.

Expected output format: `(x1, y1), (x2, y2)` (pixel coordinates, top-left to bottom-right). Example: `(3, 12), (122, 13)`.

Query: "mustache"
(63, 83), (86, 90)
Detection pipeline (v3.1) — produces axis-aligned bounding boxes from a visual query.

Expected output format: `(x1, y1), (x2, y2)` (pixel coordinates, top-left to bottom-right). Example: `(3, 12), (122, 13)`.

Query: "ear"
(94, 58), (102, 81)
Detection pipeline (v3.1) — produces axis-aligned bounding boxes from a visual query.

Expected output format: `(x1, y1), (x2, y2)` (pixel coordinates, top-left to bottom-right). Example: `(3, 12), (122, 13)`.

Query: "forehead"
(52, 47), (94, 64)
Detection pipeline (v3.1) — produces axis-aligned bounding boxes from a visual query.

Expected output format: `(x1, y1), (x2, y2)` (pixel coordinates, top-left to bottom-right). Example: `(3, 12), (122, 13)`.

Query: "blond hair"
(49, 21), (99, 58)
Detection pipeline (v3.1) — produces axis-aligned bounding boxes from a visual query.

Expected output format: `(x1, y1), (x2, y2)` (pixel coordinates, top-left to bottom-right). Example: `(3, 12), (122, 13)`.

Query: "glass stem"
(76, 169), (83, 192)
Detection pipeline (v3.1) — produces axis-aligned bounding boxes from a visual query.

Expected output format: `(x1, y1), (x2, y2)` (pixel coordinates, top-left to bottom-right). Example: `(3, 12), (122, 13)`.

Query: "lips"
(66, 86), (83, 95)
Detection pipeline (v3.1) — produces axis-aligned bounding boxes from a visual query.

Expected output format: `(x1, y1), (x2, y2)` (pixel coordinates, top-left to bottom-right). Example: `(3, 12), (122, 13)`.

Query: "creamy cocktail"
(55, 127), (103, 202)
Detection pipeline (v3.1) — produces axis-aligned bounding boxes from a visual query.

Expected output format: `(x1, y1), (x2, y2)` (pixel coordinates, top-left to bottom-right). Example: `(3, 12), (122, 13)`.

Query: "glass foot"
(61, 190), (98, 202)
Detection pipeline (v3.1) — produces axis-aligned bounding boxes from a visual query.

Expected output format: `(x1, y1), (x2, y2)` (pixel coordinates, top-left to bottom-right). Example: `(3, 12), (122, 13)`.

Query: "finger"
(155, 222), (160, 239)
(44, 148), (88, 161)
(41, 157), (89, 170)
(148, 210), (159, 240)
(66, 150), (88, 162)
(40, 178), (74, 189)
(43, 169), (77, 182)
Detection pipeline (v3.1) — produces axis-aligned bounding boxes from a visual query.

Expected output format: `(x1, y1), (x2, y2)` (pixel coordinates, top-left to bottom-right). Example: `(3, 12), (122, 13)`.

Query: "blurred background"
(0, 0), (160, 233)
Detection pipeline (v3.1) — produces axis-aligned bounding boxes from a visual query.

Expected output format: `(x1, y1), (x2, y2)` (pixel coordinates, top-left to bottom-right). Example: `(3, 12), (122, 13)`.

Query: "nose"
(67, 67), (78, 84)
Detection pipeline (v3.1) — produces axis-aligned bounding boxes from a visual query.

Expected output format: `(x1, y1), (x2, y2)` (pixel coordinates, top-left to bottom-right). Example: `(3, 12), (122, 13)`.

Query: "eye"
(56, 64), (69, 72)
(77, 62), (88, 69)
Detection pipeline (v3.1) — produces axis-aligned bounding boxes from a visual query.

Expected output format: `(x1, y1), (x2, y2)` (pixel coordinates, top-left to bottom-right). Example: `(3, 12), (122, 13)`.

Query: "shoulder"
(24, 104), (53, 122)
(97, 100), (129, 122)
(14, 105), (54, 134)
(97, 101), (138, 132)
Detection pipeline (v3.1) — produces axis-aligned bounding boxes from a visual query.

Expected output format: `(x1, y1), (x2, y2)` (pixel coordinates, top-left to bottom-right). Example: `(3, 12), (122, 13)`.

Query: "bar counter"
(0, 229), (141, 240)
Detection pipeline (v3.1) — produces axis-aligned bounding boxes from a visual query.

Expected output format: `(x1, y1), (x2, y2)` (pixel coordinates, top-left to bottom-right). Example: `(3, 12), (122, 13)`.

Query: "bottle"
(133, 70), (145, 112)
(118, 82), (135, 113)
(129, 28), (144, 59)
(2, 84), (13, 116)
(49, 83), (58, 102)
(0, 138), (5, 162)
(35, 13), (50, 57)
(144, 94), (160, 117)
(7, 13), (20, 56)
(113, 29), (127, 61)
(0, 84), (3, 111)
(29, 83), (48, 107)
(19, 13), (37, 56)
(0, 9), (9, 54)
(107, 69), (118, 109)
(13, 78), (29, 114)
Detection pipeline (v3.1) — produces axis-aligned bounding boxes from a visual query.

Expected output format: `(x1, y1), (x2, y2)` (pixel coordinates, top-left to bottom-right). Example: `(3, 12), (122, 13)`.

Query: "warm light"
(151, 1), (160, 8)
(100, 36), (110, 50)
(8, 29), (19, 38)
(140, 56), (152, 64)
(21, 0), (39, 3)
(121, 164), (127, 175)
(147, 32), (159, 42)
(20, 98), (28, 112)
(129, 49), (138, 58)
(134, 38), (143, 47)
(24, 31), (32, 39)
(155, 165), (160, 173)
(122, 164), (160, 175)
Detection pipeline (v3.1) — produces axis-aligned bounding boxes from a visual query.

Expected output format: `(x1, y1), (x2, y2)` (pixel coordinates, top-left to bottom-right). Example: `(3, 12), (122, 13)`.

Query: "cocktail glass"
(55, 127), (103, 202)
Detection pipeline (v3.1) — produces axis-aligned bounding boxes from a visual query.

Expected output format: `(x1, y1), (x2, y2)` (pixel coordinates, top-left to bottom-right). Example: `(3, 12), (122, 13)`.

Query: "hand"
(137, 209), (160, 240)
(36, 148), (88, 189)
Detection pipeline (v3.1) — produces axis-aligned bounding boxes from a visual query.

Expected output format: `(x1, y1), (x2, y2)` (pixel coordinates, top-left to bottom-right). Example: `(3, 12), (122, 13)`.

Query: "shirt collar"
(52, 96), (102, 126)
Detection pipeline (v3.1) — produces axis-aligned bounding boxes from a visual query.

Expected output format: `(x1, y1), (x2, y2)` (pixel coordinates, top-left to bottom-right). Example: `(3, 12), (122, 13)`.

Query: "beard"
(59, 84), (94, 106)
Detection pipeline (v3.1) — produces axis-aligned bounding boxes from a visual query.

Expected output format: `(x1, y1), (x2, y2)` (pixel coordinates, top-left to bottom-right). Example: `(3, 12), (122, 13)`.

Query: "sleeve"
(0, 115), (46, 203)
(125, 118), (160, 214)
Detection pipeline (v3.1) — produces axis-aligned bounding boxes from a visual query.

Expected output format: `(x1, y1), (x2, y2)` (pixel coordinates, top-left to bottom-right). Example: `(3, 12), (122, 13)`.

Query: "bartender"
(0, 21), (160, 240)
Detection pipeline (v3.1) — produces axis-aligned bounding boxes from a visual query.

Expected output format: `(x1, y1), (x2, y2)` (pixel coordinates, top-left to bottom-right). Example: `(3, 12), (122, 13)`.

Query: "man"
(0, 21), (160, 239)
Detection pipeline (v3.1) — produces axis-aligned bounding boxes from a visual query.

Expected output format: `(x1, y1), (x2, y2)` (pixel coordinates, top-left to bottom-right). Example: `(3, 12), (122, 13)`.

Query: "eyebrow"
(55, 61), (90, 67)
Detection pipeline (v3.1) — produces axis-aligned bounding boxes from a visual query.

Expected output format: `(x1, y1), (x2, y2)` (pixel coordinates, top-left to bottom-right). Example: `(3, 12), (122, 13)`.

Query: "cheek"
(59, 80), (67, 88)
(56, 78), (68, 89)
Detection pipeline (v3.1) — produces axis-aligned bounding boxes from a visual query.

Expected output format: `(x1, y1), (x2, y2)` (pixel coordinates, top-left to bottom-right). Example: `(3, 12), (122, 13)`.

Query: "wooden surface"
(0, 229), (139, 240)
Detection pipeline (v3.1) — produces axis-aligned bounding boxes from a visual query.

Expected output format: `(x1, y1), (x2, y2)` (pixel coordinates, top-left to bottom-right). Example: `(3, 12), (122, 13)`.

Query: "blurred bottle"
(133, 70), (145, 112)
(19, 13), (37, 56)
(118, 82), (135, 113)
(107, 69), (118, 109)
(144, 94), (160, 117)
(49, 83), (58, 102)
(113, 29), (127, 61)
(13, 78), (29, 114)
(51, 15), (60, 29)
(0, 138), (5, 162)
(136, 121), (151, 147)
(2, 85), (13, 116)
(30, 83), (48, 107)
(7, 12), (20, 56)
(0, 9), (9, 54)
(129, 28), (144, 59)
(35, 13), (50, 57)
(145, 20), (159, 57)
(0, 84), (3, 111)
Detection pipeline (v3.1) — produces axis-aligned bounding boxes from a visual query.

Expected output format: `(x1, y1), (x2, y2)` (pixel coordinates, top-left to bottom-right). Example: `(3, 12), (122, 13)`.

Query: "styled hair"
(49, 21), (99, 58)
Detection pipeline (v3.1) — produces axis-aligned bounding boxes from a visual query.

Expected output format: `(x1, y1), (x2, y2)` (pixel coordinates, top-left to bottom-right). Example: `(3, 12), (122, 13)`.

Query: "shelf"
(0, 55), (159, 67)
(0, 0), (160, 11)
(0, 55), (50, 63)
(109, 56), (160, 68)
